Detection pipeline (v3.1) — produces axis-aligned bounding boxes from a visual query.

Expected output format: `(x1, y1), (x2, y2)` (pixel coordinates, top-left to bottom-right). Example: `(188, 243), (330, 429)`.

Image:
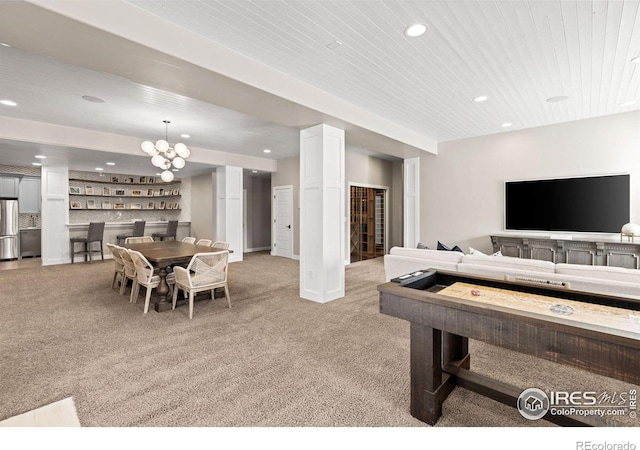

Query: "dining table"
(122, 240), (231, 312)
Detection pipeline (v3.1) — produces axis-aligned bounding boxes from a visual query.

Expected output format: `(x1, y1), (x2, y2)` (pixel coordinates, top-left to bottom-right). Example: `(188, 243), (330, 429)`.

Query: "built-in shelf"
(68, 174), (181, 212)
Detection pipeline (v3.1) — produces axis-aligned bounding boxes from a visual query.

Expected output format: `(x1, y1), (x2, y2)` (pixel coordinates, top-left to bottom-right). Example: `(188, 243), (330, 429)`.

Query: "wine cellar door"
(350, 185), (386, 262)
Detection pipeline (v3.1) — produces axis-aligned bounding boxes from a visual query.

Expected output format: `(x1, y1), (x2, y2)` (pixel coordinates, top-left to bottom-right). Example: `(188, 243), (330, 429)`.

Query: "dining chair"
(124, 236), (154, 244)
(119, 248), (137, 297)
(129, 249), (176, 313)
(128, 250), (160, 314)
(116, 221), (146, 245)
(212, 241), (229, 250)
(70, 222), (105, 263)
(152, 220), (178, 241)
(181, 237), (196, 244)
(195, 239), (213, 246)
(106, 243), (125, 290)
(171, 251), (230, 319)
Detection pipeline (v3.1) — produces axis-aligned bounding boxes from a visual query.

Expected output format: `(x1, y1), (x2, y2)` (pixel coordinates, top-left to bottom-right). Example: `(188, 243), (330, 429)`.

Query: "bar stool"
(116, 221), (146, 245)
(152, 220), (178, 241)
(70, 222), (105, 263)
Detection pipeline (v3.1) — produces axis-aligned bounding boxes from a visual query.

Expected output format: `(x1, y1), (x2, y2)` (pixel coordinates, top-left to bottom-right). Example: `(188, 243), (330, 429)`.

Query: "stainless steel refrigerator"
(0, 199), (18, 260)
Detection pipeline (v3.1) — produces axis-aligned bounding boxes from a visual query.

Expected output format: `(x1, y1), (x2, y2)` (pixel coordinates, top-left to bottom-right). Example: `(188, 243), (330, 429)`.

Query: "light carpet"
(0, 252), (637, 427)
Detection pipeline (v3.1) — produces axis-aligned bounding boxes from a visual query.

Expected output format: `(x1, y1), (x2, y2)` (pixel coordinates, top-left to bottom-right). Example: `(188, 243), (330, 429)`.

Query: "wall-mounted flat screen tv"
(505, 174), (630, 233)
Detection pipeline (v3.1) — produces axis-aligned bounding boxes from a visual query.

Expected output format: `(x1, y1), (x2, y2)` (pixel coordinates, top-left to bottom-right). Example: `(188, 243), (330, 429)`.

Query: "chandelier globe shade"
(161, 170), (174, 182)
(141, 120), (190, 181)
(172, 157), (186, 169)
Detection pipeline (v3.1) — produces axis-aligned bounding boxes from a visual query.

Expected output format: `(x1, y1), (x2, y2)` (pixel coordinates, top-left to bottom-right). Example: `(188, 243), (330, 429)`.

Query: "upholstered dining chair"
(116, 221), (146, 245)
(70, 222), (105, 263)
(106, 243), (125, 290)
(171, 251), (230, 319)
(212, 241), (230, 250)
(195, 239), (213, 246)
(152, 220), (178, 241)
(181, 237), (196, 244)
(119, 247), (137, 297)
(124, 236), (154, 244)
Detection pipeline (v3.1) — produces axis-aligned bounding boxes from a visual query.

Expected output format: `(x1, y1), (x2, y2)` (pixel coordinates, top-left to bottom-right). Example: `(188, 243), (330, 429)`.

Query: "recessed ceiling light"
(106, 162), (115, 166)
(34, 155), (46, 159)
(32, 162), (42, 166)
(82, 95), (105, 103)
(618, 100), (636, 107)
(0, 100), (17, 106)
(252, 170), (258, 174)
(263, 149), (271, 153)
(0, 43), (10, 47)
(180, 134), (190, 139)
(95, 168), (104, 171)
(631, 56), (640, 64)
(546, 95), (569, 103)
(501, 122), (512, 128)
(404, 23), (427, 37)
(473, 95), (488, 102)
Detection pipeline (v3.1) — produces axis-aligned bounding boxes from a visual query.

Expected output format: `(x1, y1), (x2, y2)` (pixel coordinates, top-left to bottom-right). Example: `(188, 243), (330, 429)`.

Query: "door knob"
(287, 225), (291, 229)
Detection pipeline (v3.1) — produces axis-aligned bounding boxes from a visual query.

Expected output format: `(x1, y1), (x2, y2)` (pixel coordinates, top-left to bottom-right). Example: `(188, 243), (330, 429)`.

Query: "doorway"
(350, 185), (387, 262)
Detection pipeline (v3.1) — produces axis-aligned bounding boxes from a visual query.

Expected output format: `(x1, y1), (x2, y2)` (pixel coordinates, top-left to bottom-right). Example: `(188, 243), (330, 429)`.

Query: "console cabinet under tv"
(491, 235), (640, 269)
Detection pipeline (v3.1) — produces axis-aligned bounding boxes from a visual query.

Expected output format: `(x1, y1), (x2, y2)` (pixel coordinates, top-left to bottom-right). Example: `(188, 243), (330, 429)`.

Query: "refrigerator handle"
(0, 236), (13, 239)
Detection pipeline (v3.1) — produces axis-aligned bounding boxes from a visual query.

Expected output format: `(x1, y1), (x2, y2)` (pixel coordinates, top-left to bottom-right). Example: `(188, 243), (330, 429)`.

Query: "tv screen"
(505, 174), (630, 233)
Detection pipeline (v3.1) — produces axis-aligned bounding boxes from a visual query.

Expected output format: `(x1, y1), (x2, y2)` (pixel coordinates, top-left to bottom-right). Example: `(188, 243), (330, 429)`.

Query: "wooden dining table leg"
(154, 263), (172, 312)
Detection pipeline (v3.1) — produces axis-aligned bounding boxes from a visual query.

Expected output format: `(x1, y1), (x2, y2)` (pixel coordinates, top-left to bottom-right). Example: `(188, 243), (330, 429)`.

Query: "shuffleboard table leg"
(444, 333), (470, 370)
(410, 323), (456, 425)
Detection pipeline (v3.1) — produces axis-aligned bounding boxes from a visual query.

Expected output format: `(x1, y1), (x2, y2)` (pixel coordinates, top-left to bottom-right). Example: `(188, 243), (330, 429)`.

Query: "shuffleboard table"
(377, 270), (640, 426)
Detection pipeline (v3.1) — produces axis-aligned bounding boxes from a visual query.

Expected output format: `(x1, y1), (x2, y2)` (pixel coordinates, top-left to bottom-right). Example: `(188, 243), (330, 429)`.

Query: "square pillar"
(216, 166), (243, 262)
(404, 157), (420, 248)
(299, 124), (345, 303)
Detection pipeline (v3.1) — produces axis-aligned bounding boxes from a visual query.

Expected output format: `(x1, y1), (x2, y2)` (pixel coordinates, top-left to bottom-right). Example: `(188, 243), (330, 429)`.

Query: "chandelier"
(141, 120), (190, 182)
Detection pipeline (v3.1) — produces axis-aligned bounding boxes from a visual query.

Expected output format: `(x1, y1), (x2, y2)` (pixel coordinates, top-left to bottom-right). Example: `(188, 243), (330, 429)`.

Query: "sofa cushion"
(461, 253), (556, 273)
(389, 247), (464, 263)
(555, 263), (640, 284)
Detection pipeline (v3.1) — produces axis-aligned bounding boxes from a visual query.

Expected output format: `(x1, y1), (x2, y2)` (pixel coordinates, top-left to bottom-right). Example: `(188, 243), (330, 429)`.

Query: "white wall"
(243, 173), (272, 251)
(189, 172), (215, 240)
(272, 157), (301, 256)
(420, 111), (640, 253)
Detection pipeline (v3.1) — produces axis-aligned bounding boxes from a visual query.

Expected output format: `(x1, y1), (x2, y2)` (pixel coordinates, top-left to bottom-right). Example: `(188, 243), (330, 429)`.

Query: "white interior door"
(273, 186), (293, 258)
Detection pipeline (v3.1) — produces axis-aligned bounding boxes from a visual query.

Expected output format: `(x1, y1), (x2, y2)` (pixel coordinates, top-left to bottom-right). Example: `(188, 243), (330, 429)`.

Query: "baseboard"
(245, 246), (271, 253)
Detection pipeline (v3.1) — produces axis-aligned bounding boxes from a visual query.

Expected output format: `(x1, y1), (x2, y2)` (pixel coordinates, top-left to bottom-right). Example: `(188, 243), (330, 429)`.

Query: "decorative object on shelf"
(70, 200), (82, 209)
(102, 187), (111, 196)
(141, 120), (190, 183)
(87, 199), (96, 209)
(111, 176), (119, 183)
(130, 203), (142, 210)
(85, 185), (95, 195)
(69, 186), (82, 195)
(115, 189), (126, 196)
(131, 190), (142, 197)
(102, 200), (112, 209)
(114, 203), (125, 210)
(146, 201), (155, 209)
(621, 223), (640, 242)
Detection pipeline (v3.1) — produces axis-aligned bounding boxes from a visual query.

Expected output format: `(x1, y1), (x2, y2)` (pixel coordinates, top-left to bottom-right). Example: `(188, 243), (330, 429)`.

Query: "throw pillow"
(438, 241), (464, 254)
(469, 247), (486, 256)
(417, 242), (429, 249)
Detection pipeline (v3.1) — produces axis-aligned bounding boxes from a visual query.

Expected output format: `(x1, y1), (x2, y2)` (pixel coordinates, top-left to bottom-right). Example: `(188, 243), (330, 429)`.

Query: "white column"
(403, 157), (420, 248)
(41, 166), (69, 265)
(300, 124), (345, 303)
(215, 166), (243, 262)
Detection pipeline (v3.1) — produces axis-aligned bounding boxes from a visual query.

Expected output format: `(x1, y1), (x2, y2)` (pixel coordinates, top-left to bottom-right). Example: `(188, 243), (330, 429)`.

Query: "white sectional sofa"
(384, 247), (640, 300)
